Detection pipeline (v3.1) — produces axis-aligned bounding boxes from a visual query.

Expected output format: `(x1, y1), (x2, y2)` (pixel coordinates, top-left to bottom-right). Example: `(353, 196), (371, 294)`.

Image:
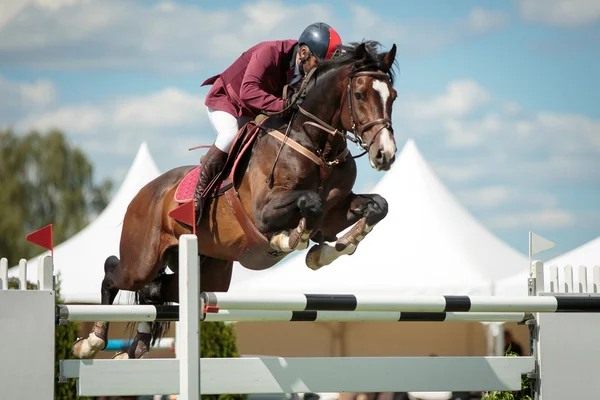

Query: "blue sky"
(1, 0), (599, 259)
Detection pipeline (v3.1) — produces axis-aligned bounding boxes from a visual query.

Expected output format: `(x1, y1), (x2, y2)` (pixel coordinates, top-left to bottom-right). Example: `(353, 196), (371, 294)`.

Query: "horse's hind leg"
(71, 255), (120, 359)
(112, 273), (174, 360)
(256, 188), (323, 253)
(112, 253), (234, 360)
(112, 246), (180, 360)
(306, 192), (388, 270)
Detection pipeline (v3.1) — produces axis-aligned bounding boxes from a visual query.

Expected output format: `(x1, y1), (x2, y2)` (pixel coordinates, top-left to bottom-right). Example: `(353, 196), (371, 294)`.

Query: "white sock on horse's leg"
(138, 322), (151, 334)
(306, 218), (374, 270)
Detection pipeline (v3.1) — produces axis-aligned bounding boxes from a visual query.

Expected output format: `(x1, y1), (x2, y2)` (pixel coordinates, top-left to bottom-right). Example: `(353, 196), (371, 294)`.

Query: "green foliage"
(481, 345), (533, 400)
(0, 128), (113, 263)
(201, 321), (247, 400)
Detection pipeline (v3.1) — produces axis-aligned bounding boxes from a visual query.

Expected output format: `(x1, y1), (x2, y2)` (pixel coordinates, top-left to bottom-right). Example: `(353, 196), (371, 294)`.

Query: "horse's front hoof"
(71, 333), (106, 359)
(305, 244), (325, 270)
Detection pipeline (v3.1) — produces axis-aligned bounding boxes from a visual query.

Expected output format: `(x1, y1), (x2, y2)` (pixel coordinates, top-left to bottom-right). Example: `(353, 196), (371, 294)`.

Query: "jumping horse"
(72, 40), (398, 359)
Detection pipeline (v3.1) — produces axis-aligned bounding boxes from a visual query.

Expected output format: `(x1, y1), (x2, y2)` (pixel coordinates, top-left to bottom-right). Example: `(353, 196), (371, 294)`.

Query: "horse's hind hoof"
(112, 351), (129, 360)
(71, 333), (106, 359)
(306, 243), (325, 270)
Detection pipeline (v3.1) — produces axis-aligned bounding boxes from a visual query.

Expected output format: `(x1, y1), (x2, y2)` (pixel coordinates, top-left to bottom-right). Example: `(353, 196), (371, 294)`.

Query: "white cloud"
(443, 113), (503, 148)
(114, 88), (206, 128)
(0, 74), (57, 109)
(517, 0), (600, 27)
(395, 78), (600, 176)
(467, 7), (511, 33)
(13, 86), (211, 166)
(0, 1), (511, 72)
(398, 80), (491, 121)
(432, 163), (489, 183)
(456, 185), (559, 210)
(0, 0), (335, 72)
(17, 87), (207, 134)
(0, 74), (58, 128)
(350, 5), (510, 57)
(18, 105), (104, 134)
(485, 209), (577, 230)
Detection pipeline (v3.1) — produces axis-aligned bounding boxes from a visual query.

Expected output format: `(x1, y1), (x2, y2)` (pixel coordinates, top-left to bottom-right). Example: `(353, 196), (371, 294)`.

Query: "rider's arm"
(239, 45), (285, 114)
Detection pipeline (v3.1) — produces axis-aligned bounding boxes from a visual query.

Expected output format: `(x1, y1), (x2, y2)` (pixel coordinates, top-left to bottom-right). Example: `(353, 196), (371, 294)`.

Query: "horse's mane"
(315, 40), (398, 85)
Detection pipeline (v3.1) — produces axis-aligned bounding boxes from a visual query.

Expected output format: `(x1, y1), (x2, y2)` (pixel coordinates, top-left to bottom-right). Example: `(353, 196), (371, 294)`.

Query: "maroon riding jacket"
(201, 40), (298, 118)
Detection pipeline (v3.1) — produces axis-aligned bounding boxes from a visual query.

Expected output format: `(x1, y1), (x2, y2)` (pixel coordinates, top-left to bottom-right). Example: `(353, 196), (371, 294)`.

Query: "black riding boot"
(193, 145), (228, 226)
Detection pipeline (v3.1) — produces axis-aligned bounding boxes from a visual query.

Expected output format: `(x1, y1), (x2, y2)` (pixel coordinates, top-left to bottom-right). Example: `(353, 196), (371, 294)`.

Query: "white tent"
(496, 235), (600, 296)
(229, 138), (529, 295)
(9, 142), (161, 304)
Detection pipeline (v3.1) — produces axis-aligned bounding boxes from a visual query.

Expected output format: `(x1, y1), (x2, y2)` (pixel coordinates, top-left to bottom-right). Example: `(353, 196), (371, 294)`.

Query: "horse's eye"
(354, 92), (363, 101)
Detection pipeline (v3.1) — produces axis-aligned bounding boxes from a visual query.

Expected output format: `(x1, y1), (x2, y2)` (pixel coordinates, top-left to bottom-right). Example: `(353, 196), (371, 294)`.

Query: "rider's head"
(296, 22), (342, 74)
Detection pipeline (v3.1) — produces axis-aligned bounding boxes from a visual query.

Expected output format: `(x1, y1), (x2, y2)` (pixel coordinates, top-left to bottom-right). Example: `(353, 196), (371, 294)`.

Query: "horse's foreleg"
(255, 188), (323, 253)
(71, 255), (120, 359)
(306, 192), (388, 270)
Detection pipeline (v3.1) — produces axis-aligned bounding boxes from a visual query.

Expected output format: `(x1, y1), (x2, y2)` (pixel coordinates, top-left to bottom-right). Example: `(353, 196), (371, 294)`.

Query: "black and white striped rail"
(55, 304), (530, 323)
(201, 292), (600, 313)
(204, 309), (531, 323)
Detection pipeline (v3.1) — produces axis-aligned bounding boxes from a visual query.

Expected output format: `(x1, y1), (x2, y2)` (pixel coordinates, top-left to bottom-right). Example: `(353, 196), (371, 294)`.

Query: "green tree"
(0, 128), (112, 261)
(201, 321), (247, 400)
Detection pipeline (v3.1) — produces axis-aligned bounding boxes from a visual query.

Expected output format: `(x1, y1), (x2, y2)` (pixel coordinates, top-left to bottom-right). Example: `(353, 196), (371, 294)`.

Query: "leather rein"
(263, 68), (393, 178)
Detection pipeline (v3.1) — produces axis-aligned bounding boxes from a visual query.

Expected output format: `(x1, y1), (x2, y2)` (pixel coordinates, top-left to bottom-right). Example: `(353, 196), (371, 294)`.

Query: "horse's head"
(340, 42), (398, 171)
(292, 40), (398, 171)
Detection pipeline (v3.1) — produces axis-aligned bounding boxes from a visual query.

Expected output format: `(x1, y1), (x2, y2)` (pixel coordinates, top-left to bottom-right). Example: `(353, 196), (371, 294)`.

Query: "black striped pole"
(201, 292), (600, 313)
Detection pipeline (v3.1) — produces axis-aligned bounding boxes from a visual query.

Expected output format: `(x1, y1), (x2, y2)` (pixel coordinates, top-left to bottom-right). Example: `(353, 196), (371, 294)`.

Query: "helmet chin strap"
(297, 46), (314, 77)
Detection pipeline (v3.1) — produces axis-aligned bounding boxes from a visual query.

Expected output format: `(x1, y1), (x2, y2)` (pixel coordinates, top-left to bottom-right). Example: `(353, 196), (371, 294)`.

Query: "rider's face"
(304, 55), (318, 72)
(298, 46), (319, 74)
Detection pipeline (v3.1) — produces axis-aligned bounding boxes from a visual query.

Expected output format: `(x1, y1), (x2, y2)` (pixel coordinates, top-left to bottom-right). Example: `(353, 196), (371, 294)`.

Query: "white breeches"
(206, 106), (252, 152)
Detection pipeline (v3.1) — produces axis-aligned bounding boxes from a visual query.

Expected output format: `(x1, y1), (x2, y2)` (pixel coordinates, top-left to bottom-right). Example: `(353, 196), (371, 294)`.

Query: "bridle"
(262, 66), (394, 185)
(294, 68), (394, 161)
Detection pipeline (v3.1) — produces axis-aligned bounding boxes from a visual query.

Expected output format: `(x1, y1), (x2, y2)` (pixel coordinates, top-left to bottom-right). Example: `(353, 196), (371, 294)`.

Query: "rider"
(193, 22), (343, 224)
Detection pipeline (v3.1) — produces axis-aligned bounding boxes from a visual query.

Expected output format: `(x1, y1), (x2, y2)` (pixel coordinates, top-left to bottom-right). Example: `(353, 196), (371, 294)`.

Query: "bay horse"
(72, 40), (398, 360)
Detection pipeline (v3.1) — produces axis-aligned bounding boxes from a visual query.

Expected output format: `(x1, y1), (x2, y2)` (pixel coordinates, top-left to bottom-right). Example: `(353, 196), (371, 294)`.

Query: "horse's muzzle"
(370, 130), (397, 171)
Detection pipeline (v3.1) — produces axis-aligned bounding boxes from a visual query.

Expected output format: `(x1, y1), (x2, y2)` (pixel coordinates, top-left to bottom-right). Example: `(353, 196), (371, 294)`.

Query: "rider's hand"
(285, 91), (304, 109)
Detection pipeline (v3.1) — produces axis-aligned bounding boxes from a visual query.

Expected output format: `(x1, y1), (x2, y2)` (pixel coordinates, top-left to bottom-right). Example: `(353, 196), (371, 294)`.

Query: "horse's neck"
(289, 69), (347, 156)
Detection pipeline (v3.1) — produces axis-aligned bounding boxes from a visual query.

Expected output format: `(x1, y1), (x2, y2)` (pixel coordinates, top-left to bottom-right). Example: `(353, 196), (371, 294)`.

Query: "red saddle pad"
(174, 166), (200, 203)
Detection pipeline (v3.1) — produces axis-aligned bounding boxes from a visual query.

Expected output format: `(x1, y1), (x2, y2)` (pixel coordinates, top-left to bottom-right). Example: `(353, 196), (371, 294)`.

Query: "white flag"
(529, 231), (555, 257)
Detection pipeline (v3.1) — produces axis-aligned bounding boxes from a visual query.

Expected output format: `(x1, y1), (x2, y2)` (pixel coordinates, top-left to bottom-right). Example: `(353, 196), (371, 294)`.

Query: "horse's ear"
(354, 42), (368, 62)
(382, 44), (397, 70)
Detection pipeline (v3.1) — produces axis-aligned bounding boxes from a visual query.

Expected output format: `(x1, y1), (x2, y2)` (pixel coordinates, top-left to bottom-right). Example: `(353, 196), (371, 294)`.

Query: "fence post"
(178, 235), (200, 400)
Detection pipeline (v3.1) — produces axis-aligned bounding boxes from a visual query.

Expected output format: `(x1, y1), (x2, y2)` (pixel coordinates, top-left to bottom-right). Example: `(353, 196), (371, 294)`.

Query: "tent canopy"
(229, 139), (528, 296)
(10, 142), (161, 304)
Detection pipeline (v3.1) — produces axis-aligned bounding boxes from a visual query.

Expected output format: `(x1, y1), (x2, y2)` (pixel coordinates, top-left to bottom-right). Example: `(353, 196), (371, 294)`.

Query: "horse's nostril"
(376, 149), (384, 161)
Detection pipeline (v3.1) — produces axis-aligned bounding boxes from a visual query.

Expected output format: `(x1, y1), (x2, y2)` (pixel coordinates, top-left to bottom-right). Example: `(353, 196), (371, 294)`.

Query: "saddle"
(174, 115), (289, 270)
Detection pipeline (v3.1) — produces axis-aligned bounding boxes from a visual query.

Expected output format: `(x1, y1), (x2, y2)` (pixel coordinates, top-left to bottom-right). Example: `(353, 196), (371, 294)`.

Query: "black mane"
(316, 40), (398, 85)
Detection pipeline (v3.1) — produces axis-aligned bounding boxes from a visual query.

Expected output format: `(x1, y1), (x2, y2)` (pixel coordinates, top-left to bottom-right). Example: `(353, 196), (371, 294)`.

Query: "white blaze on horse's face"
(371, 79), (396, 170)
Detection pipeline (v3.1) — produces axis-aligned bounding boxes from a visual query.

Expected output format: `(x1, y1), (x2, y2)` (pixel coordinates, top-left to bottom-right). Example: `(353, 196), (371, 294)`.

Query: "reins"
(263, 67), (393, 186)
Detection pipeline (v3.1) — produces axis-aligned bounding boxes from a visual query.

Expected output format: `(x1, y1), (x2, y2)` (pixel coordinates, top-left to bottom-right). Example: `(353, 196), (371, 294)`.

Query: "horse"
(71, 40), (399, 360)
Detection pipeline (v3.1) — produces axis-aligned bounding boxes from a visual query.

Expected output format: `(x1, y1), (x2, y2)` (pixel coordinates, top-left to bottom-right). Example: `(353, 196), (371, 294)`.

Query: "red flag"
(26, 224), (54, 257)
(168, 200), (195, 235)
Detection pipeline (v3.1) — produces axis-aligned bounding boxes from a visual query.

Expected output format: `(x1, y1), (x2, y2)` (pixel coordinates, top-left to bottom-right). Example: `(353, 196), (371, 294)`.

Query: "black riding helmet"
(298, 22), (342, 61)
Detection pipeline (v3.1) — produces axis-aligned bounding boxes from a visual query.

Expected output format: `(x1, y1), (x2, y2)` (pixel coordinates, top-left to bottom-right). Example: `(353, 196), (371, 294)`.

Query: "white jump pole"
(202, 292), (600, 313)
